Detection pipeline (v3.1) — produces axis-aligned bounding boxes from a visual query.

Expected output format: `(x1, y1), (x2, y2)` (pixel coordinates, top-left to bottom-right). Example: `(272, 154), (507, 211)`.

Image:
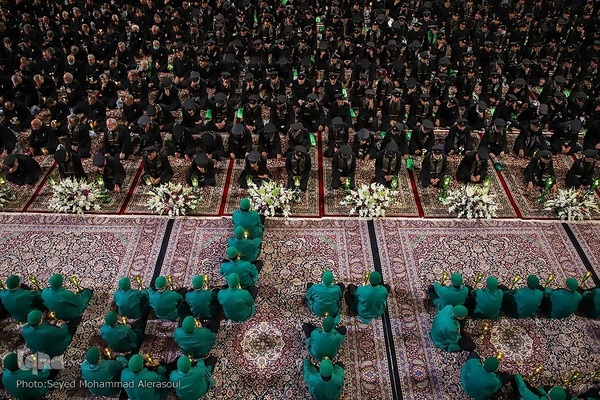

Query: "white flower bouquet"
(48, 178), (103, 215)
(442, 183), (498, 219)
(146, 182), (201, 217)
(340, 182), (397, 218)
(0, 175), (16, 208)
(247, 180), (293, 217)
(544, 188), (599, 220)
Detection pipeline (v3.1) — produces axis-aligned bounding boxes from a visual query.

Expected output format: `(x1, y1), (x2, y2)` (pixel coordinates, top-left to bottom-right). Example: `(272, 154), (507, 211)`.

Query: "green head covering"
(548, 386), (567, 400)
(49, 273), (63, 289)
(452, 305), (468, 319)
(192, 275), (203, 289)
(322, 316), (335, 332)
(234, 226), (246, 239)
(128, 355), (144, 373)
(320, 359), (333, 377)
(486, 276), (498, 290)
(177, 356), (191, 373)
(228, 273), (240, 288)
(28, 310), (43, 325)
(182, 316), (196, 333)
(369, 271), (382, 285)
(322, 270), (334, 285)
(565, 277), (579, 292)
(86, 347), (101, 365)
(3, 353), (19, 372)
(227, 247), (239, 259)
(118, 277), (131, 291)
(105, 311), (118, 326)
(483, 357), (499, 372)
(240, 198), (251, 211)
(527, 275), (540, 289)
(6, 275), (19, 289)
(450, 273), (463, 287)
(155, 276), (167, 289)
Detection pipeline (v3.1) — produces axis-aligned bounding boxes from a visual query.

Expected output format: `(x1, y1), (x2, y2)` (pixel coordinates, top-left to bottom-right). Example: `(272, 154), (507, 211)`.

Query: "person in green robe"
(174, 316), (218, 359)
(81, 347), (127, 397)
(470, 276), (504, 320)
(169, 355), (217, 400)
(113, 276), (149, 319)
(428, 273), (469, 310)
(232, 197), (264, 239)
(121, 354), (169, 400)
(217, 273), (255, 322)
(220, 247), (260, 289)
(430, 305), (475, 352)
(346, 271), (390, 324)
(542, 278), (582, 319)
(186, 275), (219, 320)
(303, 358), (345, 400)
(461, 353), (513, 399)
(148, 276), (185, 321)
(303, 315), (346, 360)
(580, 286), (600, 318)
(100, 311), (144, 353)
(502, 275), (544, 318)
(1, 275), (43, 322)
(2, 352), (51, 400)
(514, 374), (569, 400)
(22, 309), (72, 358)
(227, 226), (262, 262)
(41, 273), (93, 321)
(306, 270), (345, 321)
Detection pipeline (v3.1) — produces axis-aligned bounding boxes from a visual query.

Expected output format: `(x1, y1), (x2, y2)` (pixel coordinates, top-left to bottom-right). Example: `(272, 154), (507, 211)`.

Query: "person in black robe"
(524, 150), (556, 190)
(92, 153), (126, 194)
(238, 151), (270, 189)
(286, 145), (311, 191)
(331, 145), (356, 190)
(54, 149), (86, 180)
(142, 146), (173, 186)
(457, 147), (489, 184)
(565, 149), (597, 189)
(186, 153), (216, 187)
(2, 154), (42, 185)
(420, 144), (448, 188)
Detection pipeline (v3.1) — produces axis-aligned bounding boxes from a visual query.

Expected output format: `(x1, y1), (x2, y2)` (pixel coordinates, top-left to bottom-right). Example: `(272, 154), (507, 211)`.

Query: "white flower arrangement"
(247, 180), (293, 217)
(441, 183), (498, 219)
(146, 181), (201, 217)
(544, 188), (599, 221)
(340, 183), (397, 218)
(0, 177), (15, 208)
(48, 178), (103, 215)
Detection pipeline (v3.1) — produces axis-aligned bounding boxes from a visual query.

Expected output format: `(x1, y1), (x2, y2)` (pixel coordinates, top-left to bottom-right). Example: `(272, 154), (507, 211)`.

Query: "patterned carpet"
(373, 219), (600, 400)
(0, 214), (169, 399)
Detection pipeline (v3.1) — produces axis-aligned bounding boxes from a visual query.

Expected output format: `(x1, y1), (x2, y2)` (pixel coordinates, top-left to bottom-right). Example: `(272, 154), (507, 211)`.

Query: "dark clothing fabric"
(5, 155), (42, 185)
(457, 152), (488, 183)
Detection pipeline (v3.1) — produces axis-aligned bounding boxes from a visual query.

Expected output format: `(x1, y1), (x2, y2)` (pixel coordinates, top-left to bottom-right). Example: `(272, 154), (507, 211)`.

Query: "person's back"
(472, 277), (503, 320)
(218, 274), (255, 322)
(174, 317), (217, 358)
(42, 274), (92, 320)
(545, 278), (582, 319)
(100, 312), (143, 353)
(219, 254), (258, 289)
(113, 277), (149, 319)
(186, 275), (218, 319)
(81, 347), (127, 397)
(22, 310), (72, 358)
(307, 328), (345, 360)
(507, 275), (544, 319)
(121, 355), (168, 400)
(232, 198), (264, 239)
(460, 357), (502, 400)
(169, 356), (215, 400)
(429, 274), (469, 310)
(354, 284), (389, 323)
(430, 305), (466, 353)
(0, 275), (42, 322)
(306, 282), (343, 317)
(2, 353), (50, 400)
(148, 276), (183, 321)
(227, 227), (262, 262)
(303, 359), (344, 400)
(581, 288), (600, 318)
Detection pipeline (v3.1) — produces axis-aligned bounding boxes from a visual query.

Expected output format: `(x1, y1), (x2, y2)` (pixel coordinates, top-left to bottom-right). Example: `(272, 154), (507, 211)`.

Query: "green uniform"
(169, 361), (215, 400)
(306, 283), (343, 318)
(504, 287), (543, 318)
(544, 288), (582, 319)
(581, 288), (600, 318)
(121, 366), (169, 400)
(303, 359), (344, 400)
(472, 288), (504, 320)
(22, 321), (72, 358)
(100, 323), (144, 353)
(114, 288), (149, 319)
(460, 358), (503, 399)
(174, 326), (217, 359)
(227, 236), (261, 262)
(430, 305), (462, 352)
(2, 366), (51, 399)
(186, 289), (219, 319)
(514, 374), (552, 400)
(217, 287), (255, 322)
(306, 328), (345, 360)
(219, 259), (259, 288)
(352, 285), (389, 324)
(0, 288), (42, 322)
(148, 288), (183, 321)
(81, 356), (128, 396)
(232, 208), (264, 239)
(41, 287), (92, 320)
(431, 282), (469, 310)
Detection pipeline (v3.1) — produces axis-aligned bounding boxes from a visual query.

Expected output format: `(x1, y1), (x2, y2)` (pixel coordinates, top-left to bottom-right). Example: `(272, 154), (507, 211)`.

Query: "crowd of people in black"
(0, 0), (598, 195)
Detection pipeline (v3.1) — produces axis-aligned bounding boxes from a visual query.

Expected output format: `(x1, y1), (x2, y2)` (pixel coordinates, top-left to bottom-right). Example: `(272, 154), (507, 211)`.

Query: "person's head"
(119, 276), (131, 291)
(527, 274), (540, 289)
(182, 316), (197, 333)
(483, 357), (499, 372)
(105, 311), (118, 326)
(106, 118), (117, 131)
(177, 356), (192, 373)
(3, 353), (19, 372)
(128, 355), (144, 373)
(452, 305), (468, 320)
(49, 273), (63, 289)
(322, 270), (334, 285)
(538, 150), (552, 164)
(565, 277), (579, 292)
(486, 276), (498, 291)
(320, 359), (333, 378)
(547, 386), (567, 400)
(369, 271), (382, 286)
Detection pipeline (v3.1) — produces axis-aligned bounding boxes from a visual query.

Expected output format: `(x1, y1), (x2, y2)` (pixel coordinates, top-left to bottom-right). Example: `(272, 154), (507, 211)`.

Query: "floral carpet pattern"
(152, 218), (394, 400)
(373, 219), (600, 400)
(0, 214), (169, 399)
